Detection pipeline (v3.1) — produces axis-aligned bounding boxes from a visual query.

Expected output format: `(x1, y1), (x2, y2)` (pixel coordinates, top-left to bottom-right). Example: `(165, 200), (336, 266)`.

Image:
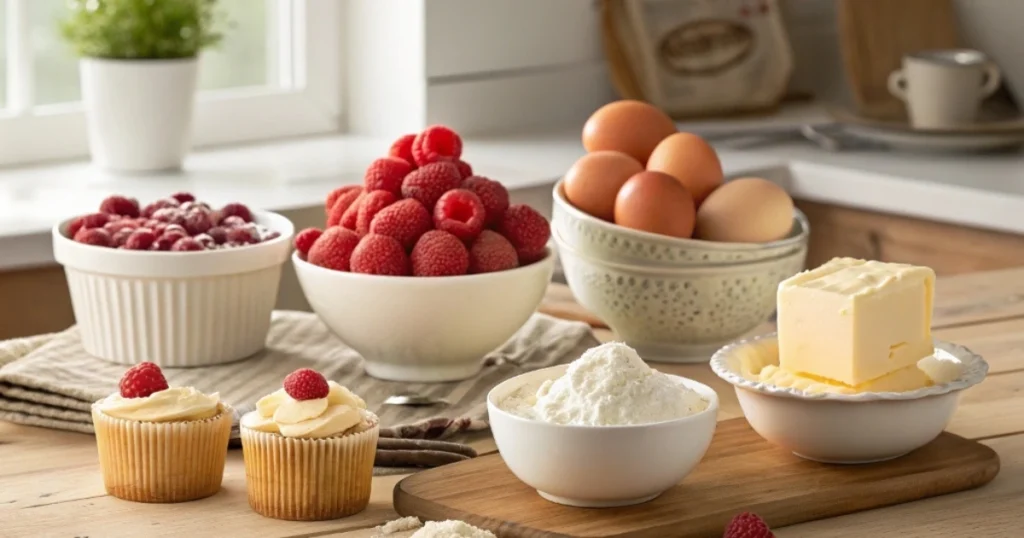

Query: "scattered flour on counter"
(411, 520), (496, 538)
(375, 516), (423, 535)
(499, 342), (710, 426)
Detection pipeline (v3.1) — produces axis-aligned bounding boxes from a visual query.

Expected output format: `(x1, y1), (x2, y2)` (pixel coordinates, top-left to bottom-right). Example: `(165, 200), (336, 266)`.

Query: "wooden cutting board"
(393, 418), (999, 538)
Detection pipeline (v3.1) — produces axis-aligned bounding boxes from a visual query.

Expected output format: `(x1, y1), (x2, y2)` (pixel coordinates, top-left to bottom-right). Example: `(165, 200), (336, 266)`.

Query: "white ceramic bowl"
(711, 334), (989, 464)
(293, 249), (555, 383)
(554, 230), (806, 362)
(552, 180), (809, 266)
(52, 210), (295, 367)
(487, 364), (719, 507)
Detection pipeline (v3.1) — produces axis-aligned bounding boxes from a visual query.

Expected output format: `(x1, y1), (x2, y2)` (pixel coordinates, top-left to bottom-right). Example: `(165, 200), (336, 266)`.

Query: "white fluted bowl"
(52, 210), (294, 367)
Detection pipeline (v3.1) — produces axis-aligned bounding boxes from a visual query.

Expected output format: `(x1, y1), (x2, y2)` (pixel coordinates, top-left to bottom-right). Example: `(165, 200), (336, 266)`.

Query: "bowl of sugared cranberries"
(291, 126), (555, 383)
(52, 193), (294, 368)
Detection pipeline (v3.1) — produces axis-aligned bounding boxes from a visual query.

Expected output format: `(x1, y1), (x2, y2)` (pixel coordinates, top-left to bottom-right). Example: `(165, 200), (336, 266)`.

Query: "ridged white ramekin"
(53, 210), (294, 367)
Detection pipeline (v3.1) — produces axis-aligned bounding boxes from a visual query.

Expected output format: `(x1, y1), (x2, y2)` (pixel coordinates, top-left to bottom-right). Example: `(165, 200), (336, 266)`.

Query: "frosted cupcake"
(92, 362), (232, 503)
(240, 368), (379, 521)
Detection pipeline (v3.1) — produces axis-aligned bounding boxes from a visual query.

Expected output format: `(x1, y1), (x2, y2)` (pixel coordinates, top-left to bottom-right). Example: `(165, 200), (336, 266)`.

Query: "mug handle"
(888, 70), (908, 101)
(981, 63), (1002, 98)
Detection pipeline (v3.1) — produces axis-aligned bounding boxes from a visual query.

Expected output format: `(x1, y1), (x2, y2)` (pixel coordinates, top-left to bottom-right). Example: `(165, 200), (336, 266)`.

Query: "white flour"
(375, 516), (423, 535)
(499, 342), (709, 426)
(411, 520), (496, 538)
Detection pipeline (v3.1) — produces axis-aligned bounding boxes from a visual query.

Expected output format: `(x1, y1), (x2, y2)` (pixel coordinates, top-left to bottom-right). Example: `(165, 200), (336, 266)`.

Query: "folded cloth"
(0, 310), (599, 475)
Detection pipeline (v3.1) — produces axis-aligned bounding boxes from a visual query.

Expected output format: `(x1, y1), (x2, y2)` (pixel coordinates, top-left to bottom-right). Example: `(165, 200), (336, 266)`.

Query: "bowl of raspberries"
(293, 125), (554, 382)
(52, 193), (294, 367)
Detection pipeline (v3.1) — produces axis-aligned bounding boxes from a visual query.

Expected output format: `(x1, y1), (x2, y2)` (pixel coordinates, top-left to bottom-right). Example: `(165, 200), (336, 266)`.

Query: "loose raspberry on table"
(171, 237), (204, 251)
(723, 512), (774, 538)
(119, 362), (169, 399)
(327, 187), (363, 227)
(124, 229), (157, 250)
(325, 185), (361, 215)
(356, 190), (397, 236)
(368, 198), (433, 250)
(350, 234), (411, 276)
(498, 204), (551, 263)
(283, 368), (329, 401)
(400, 161), (462, 210)
(183, 209), (213, 235)
(207, 226), (228, 245)
(412, 125), (462, 166)
(142, 198), (180, 218)
(364, 157), (412, 196)
(294, 227), (324, 256)
(73, 228), (112, 247)
(460, 176), (509, 227)
(469, 230), (519, 273)
(388, 134), (417, 167)
(433, 189), (486, 242)
(411, 230), (469, 277)
(218, 202), (253, 224)
(307, 227), (360, 271)
(340, 192), (365, 230)
(99, 195), (141, 218)
(170, 192), (196, 204)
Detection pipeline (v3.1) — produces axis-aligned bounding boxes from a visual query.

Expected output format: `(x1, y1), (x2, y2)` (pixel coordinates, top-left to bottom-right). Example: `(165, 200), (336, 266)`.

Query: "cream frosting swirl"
(96, 387), (222, 422)
(241, 381), (368, 439)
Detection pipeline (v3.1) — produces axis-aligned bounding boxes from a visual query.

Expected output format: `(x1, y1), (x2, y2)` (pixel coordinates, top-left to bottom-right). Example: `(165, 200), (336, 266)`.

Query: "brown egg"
(563, 151), (644, 221)
(695, 177), (795, 243)
(646, 132), (724, 206)
(614, 171), (696, 238)
(582, 100), (677, 165)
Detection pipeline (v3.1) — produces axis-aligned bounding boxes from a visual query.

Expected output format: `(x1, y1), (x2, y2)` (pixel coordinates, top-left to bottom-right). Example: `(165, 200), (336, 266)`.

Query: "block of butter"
(777, 257), (935, 387)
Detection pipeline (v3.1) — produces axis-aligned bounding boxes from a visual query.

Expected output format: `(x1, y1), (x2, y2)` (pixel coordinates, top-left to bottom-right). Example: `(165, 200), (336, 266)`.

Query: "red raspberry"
(142, 198), (180, 218)
(69, 212), (112, 237)
(124, 228), (157, 250)
(183, 209), (213, 235)
(452, 159), (473, 179)
(151, 207), (186, 227)
(326, 187), (363, 227)
(283, 368), (329, 400)
(412, 125), (462, 166)
(411, 230), (469, 277)
(218, 202), (253, 224)
(193, 233), (216, 249)
(74, 227), (112, 247)
(111, 228), (135, 247)
(171, 237), (204, 251)
(152, 231), (187, 251)
(356, 190), (397, 235)
(226, 226), (258, 245)
(340, 192), (365, 230)
(103, 218), (139, 235)
(400, 161), (461, 210)
(307, 227), (360, 271)
(433, 189), (486, 242)
(369, 199), (433, 250)
(325, 185), (361, 215)
(220, 215), (247, 228)
(119, 362), (169, 399)
(350, 234), (410, 276)
(462, 176), (510, 227)
(99, 195), (141, 218)
(364, 157), (412, 196)
(388, 134), (417, 167)
(723, 512), (774, 538)
(499, 205), (551, 264)
(207, 226), (228, 245)
(469, 230), (519, 273)
(294, 227), (323, 256)
(170, 192), (195, 204)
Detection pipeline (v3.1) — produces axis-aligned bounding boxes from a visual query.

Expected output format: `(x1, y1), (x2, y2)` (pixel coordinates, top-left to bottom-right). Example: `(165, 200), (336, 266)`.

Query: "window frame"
(0, 0), (341, 168)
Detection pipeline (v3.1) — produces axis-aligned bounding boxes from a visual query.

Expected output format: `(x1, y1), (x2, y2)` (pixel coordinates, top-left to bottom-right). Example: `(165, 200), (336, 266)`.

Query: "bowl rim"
(293, 246), (555, 282)
(552, 179), (809, 251)
(486, 363), (720, 431)
(710, 332), (989, 402)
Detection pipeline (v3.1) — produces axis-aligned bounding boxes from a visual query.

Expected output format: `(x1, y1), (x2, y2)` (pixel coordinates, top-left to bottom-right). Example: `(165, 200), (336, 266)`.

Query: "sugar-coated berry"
(283, 368), (329, 401)
(433, 189), (486, 243)
(124, 228), (157, 250)
(498, 204), (551, 263)
(207, 226), (228, 244)
(326, 188), (363, 227)
(411, 230), (469, 277)
(220, 215), (247, 228)
(325, 185), (361, 215)
(183, 209), (213, 235)
(350, 234), (411, 276)
(364, 157), (412, 196)
(400, 161), (462, 210)
(412, 125), (463, 166)
(388, 134), (417, 167)
(170, 237), (204, 251)
(193, 233), (216, 249)
(469, 230), (519, 273)
(723, 512), (774, 538)
(111, 228), (135, 247)
(119, 362), (169, 399)
(226, 226), (258, 245)
(368, 199), (433, 250)
(461, 176), (510, 227)
(218, 202), (253, 224)
(142, 198), (180, 218)
(152, 230), (187, 251)
(151, 207), (186, 226)
(99, 195), (141, 218)
(73, 227), (112, 247)
(307, 227), (360, 271)
(356, 190), (398, 236)
(170, 192), (195, 204)
(294, 227), (324, 256)
(70, 213), (112, 238)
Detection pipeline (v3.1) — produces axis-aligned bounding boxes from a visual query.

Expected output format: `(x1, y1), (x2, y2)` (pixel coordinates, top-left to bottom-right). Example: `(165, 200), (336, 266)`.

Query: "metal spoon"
(383, 394), (450, 407)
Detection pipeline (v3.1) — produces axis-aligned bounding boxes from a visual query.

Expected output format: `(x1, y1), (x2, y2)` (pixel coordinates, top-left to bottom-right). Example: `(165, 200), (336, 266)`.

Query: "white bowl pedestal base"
(537, 490), (662, 508)
(362, 359), (483, 383)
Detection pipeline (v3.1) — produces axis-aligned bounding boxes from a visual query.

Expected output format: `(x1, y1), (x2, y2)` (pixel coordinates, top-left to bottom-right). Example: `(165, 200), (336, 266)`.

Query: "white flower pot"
(80, 57), (198, 173)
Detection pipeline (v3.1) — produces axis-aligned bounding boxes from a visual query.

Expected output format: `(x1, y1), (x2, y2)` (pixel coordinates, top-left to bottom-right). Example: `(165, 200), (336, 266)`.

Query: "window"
(0, 0), (340, 167)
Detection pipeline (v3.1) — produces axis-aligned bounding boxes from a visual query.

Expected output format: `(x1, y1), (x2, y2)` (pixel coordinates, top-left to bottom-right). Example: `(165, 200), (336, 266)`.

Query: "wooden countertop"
(3, 266), (1024, 537)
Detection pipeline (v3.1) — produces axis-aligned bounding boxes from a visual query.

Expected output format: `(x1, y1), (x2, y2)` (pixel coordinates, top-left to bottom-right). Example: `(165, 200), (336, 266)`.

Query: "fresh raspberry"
(170, 192), (195, 204)
(207, 226), (228, 245)
(218, 202), (253, 224)
(368, 199), (433, 250)
(193, 233), (216, 249)
(171, 237), (204, 251)
(119, 362), (169, 399)
(388, 134), (417, 166)
(226, 225), (259, 245)
(152, 230), (187, 251)
(73, 227), (112, 247)
(220, 215), (247, 228)
(164, 224), (187, 236)
(99, 195), (141, 218)
(452, 159), (473, 179)
(461, 176), (510, 227)
(350, 234), (411, 276)
(499, 204), (551, 263)
(151, 207), (186, 227)
(142, 198), (180, 218)
(123, 229), (157, 250)
(723, 512), (774, 538)
(283, 368), (329, 400)
(111, 228), (135, 247)
(69, 212), (112, 237)
(307, 227), (360, 271)
(325, 185), (361, 215)
(469, 230), (519, 273)
(326, 187), (363, 227)
(103, 218), (139, 235)
(294, 227), (323, 256)
(183, 209), (213, 235)
(400, 161), (461, 210)
(412, 125), (462, 166)
(180, 201), (211, 212)
(364, 157), (412, 196)
(340, 192), (365, 230)
(356, 191), (397, 235)
(411, 230), (469, 277)
(433, 189), (485, 242)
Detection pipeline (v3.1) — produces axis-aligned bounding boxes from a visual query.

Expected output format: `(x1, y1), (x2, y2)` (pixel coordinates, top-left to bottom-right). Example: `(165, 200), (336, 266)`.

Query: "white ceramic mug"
(888, 49), (1001, 129)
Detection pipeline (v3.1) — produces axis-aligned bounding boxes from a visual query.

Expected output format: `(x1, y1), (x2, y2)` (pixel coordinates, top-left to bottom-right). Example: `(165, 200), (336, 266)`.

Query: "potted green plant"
(61, 0), (224, 172)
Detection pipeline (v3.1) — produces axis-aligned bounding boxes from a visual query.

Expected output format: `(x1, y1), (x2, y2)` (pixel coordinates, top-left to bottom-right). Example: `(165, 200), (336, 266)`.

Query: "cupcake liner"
(241, 418), (379, 521)
(92, 404), (233, 503)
